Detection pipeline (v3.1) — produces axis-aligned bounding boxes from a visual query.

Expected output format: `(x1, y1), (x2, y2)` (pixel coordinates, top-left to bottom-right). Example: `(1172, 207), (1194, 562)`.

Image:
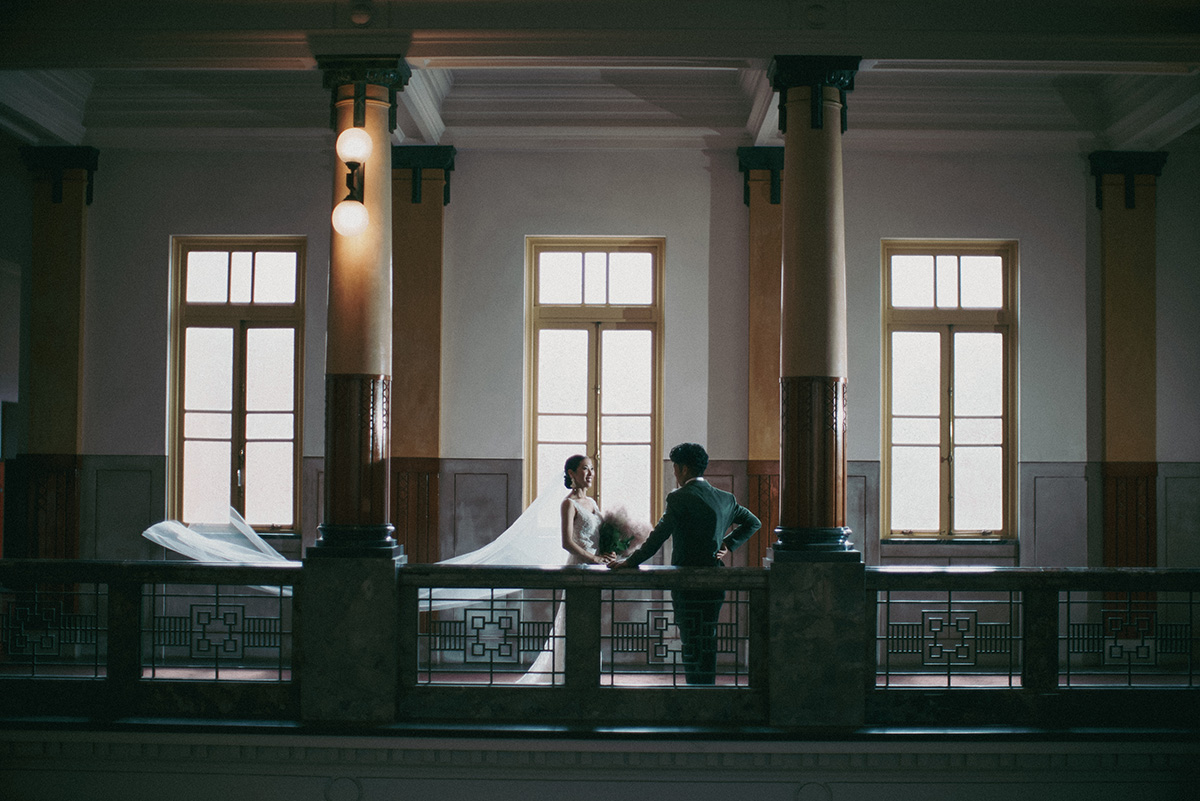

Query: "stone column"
(6, 146), (97, 559)
(1088, 150), (1168, 568)
(764, 57), (865, 729)
(389, 145), (455, 563)
(767, 56), (860, 563)
(302, 57), (409, 725)
(311, 57), (410, 558)
(737, 146), (784, 566)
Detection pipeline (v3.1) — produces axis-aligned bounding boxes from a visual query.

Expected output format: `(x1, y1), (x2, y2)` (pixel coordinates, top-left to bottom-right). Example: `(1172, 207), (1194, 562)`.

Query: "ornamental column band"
(314, 56), (410, 557)
(768, 56), (860, 561)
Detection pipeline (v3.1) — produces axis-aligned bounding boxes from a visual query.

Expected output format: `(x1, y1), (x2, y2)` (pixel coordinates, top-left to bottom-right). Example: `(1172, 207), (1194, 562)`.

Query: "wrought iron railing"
(1, 559), (1197, 727)
(402, 565), (764, 689)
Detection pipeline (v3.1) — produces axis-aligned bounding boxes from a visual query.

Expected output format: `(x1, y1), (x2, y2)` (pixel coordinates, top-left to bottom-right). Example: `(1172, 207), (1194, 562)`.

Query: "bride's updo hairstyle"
(563, 454), (587, 489)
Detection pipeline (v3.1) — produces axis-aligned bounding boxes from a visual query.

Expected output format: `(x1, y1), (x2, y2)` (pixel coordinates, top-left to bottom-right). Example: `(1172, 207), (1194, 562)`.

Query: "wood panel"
(2, 453), (80, 559)
(1104, 461), (1158, 567)
(391, 456), (440, 563)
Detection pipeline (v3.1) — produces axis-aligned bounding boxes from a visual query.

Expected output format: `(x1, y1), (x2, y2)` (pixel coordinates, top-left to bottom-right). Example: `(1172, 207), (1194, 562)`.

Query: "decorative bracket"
(317, 55), (412, 133)
(20, 146), (99, 205)
(736, 147), (784, 206)
(391, 145), (457, 205)
(1088, 150), (1168, 210)
(768, 55), (860, 134)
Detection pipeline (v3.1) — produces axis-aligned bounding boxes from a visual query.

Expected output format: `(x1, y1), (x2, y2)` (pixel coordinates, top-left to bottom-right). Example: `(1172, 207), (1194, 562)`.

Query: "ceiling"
(1, 1), (1198, 154)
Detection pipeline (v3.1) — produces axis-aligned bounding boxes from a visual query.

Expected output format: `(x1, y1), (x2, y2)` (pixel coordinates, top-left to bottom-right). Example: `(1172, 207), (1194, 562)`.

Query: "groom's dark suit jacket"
(623, 478), (761, 567)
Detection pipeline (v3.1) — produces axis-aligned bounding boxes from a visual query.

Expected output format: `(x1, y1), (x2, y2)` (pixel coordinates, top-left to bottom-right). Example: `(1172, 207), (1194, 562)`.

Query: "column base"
(311, 523), (405, 560)
(766, 526), (860, 564)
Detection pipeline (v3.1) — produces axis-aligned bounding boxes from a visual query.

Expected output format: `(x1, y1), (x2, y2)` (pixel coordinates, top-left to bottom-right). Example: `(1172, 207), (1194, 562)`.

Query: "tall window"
(526, 237), (665, 523)
(169, 237), (305, 531)
(883, 240), (1016, 539)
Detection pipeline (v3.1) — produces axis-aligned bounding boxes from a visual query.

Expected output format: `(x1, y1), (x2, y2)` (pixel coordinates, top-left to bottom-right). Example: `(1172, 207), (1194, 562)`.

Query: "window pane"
(600, 444), (651, 526)
(960, 256), (1003, 308)
(184, 327), (233, 412)
(890, 255), (934, 308)
(537, 329), (589, 413)
(584, 252), (607, 304)
(246, 412), (294, 440)
(953, 446), (1003, 531)
(245, 441), (294, 527)
(954, 332), (1002, 417)
(891, 331), (941, 416)
(608, 252), (653, 305)
(601, 329), (651, 414)
(539, 252), (582, 304)
(186, 251), (228, 303)
(892, 417), (939, 445)
(182, 439), (231, 524)
(538, 414), (587, 443)
(246, 328), (295, 412)
(230, 252), (253, 303)
(936, 255), (958, 308)
(254, 251), (298, 304)
(184, 412), (232, 439)
(954, 417), (1002, 445)
(538, 443), (582, 497)
(602, 415), (651, 443)
(891, 445), (941, 532)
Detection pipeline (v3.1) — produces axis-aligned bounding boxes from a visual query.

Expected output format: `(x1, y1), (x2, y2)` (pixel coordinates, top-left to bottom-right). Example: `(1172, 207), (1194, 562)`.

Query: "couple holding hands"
(557, 442), (761, 685)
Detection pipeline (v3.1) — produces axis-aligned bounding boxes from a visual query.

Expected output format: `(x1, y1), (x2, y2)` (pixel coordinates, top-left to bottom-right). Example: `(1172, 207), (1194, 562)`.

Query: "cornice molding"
(0, 70), (92, 145)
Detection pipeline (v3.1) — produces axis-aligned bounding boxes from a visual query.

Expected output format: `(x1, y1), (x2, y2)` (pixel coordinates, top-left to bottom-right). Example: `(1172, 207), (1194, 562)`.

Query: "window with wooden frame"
(525, 237), (665, 523)
(882, 240), (1017, 540)
(168, 236), (305, 532)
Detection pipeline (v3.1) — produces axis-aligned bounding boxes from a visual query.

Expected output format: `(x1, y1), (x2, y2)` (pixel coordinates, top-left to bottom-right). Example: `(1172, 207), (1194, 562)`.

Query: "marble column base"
(768, 560), (867, 727)
(299, 557), (399, 723)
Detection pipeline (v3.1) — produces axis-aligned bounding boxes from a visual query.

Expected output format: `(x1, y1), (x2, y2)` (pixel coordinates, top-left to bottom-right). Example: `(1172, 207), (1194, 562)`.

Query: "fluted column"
(1089, 150), (1168, 568)
(312, 56), (410, 558)
(737, 146), (784, 566)
(389, 145), (455, 563)
(768, 56), (859, 562)
(8, 146), (98, 559)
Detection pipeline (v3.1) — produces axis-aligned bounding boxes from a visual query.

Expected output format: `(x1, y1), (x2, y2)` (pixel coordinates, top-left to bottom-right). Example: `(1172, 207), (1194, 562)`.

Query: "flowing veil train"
(141, 481), (571, 608)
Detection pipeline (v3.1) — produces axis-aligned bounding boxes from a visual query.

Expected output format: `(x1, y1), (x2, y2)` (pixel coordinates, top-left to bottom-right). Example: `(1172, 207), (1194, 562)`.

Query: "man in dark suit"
(610, 442), (761, 684)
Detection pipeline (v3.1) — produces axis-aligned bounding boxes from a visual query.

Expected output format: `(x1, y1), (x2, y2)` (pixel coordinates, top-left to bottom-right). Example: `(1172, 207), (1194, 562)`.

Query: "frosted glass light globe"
(331, 199), (369, 237)
(335, 127), (373, 164)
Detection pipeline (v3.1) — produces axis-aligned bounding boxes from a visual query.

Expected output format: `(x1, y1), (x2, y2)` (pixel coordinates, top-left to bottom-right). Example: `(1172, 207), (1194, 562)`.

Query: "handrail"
(0, 558), (303, 586)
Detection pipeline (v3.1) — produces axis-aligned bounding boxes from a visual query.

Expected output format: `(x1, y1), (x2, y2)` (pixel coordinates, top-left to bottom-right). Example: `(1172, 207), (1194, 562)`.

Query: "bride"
(517, 454), (615, 684)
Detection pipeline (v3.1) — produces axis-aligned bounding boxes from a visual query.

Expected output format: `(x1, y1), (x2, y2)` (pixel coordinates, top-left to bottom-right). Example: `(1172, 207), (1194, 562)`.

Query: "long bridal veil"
(141, 481), (570, 608)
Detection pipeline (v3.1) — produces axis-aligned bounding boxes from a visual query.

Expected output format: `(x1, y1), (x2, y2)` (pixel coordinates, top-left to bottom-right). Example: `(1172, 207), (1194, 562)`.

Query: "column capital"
(736, 146), (783, 206)
(392, 145), (457, 205)
(769, 56), (861, 134)
(19, 145), (99, 204)
(1088, 150), (1168, 209)
(317, 54), (411, 132)
(317, 55), (412, 90)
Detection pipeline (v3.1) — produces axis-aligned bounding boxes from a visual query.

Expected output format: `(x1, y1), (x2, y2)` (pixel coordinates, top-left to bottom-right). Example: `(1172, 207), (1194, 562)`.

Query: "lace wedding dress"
(516, 498), (600, 684)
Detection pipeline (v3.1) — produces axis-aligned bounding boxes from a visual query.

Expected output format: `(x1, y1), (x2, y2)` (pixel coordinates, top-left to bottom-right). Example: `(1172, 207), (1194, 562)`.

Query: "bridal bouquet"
(597, 507), (651, 556)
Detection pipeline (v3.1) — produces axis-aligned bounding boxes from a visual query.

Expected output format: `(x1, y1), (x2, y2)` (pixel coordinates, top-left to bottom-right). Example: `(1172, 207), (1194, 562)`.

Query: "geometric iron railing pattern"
(413, 583), (754, 687)
(142, 584), (292, 681)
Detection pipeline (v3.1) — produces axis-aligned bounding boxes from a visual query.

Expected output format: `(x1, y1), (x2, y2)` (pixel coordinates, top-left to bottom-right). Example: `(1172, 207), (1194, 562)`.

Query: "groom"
(609, 442), (761, 684)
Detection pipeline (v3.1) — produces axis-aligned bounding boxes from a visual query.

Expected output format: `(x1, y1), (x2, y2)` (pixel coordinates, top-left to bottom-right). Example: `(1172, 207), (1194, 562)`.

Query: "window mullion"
(942, 325), (953, 537)
(232, 321), (249, 518)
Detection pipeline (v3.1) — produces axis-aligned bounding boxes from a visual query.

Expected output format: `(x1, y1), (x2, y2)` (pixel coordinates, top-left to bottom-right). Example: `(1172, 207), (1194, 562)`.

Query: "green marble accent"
(299, 557), (399, 723)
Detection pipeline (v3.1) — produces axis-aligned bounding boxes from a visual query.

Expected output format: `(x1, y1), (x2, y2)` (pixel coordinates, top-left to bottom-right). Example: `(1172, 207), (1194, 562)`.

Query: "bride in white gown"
(517, 454), (613, 684)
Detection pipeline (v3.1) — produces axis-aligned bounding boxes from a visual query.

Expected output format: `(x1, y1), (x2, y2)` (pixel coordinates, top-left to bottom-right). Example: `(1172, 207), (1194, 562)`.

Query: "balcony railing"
(1, 560), (1197, 728)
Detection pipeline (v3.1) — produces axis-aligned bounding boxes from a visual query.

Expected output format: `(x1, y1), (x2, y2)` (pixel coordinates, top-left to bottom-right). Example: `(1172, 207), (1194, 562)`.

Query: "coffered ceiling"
(1, 1), (1198, 153)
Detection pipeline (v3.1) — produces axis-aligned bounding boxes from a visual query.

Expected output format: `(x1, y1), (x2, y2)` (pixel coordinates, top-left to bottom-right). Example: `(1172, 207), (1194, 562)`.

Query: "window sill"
(879, 538), (1018, 563)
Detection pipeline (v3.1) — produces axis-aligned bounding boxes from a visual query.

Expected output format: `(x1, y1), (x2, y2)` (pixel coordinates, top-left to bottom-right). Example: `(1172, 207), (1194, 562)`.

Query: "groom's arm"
(610, 495), (679, 568)
(721, 503), (761, 552)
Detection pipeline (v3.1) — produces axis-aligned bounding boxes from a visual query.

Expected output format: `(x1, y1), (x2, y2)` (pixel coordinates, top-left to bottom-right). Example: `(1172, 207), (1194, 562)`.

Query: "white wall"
(1157, 137), (1200, 463)
(82, 146), (333, 457)
(842, 144), (1090, 464)
(442, 148), (749, 461)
